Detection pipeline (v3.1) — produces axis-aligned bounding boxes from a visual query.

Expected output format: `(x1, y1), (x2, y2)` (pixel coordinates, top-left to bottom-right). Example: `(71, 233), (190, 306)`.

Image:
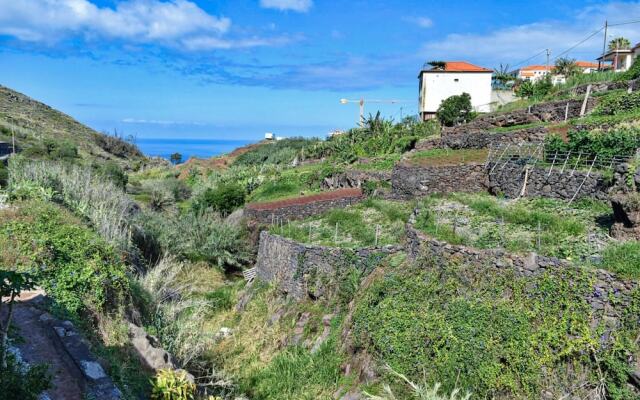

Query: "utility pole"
(545, 49), (551, 78)
(600, 20), (608, 71)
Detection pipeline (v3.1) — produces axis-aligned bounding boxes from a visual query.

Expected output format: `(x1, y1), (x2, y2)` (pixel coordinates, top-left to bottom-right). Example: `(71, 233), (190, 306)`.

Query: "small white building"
(597, 49), (634, 72)
(418, 61), (493, 121)
(517, 65), (552, 82)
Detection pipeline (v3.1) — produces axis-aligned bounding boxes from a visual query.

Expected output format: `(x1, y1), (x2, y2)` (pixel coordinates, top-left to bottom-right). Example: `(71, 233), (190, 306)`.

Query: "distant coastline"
(136, 138), (254, 160)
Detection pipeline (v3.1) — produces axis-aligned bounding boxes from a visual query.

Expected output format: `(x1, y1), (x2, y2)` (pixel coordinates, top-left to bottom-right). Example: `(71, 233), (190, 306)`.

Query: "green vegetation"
(515, 76), (553, 99)
(436, 93), (474, 127)
(192, 182), (246, 215)
(0, 85), (143, 166)
(234, 137), (321, 166)
(601, 241), (640, 279)
(272, 198), (412, 248)
(488, 121), (549, 133)
(0, 354), (51, 400)
(414, 193), (610, 260)
(615, 58), (640, 81)
(594, 91), (640, 116)
(151, 369), (197, 400)
(352, 260), (637, 399)
(545, 125), (640, 158)
(407, 149), (488, 166)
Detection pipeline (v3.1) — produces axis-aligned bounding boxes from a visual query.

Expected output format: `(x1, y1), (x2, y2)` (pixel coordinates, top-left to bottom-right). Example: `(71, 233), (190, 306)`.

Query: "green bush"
(0, 163), (7, 187)
(0, 354), (51, 400)
(21, 139), (79, 161)
(436, 93), (474, 127)
(234, 137), (320, 166)
(141, 211), (250, 270)
(151, 369), (196, 400)
(192, 183), (245, 215)
(515, 77), (553, 99)
(545, 127), (640, 158)
(614, 59), (640, 81)
(94, 161), (128, 189)
(0, 201), (130, 317)
(594, 91), (640, 116)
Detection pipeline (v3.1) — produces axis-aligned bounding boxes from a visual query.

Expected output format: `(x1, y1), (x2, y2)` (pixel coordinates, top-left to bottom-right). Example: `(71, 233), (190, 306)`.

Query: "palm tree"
(553, 57), (581, 77)
(608, 37), (631, 51)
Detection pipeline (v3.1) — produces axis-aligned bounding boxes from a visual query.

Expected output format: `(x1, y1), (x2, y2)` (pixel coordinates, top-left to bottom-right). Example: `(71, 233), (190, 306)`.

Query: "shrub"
(436, 93), (473, 127)
(0, 163), (8, 187)
(0, 201), (130, 317)
(0, 354), (51, 400)
(192, 183), (245, 216)
(21, 139), (79, 161)
(141, 211), (250, 270)
(515, 76), (553, 99)
(545, 127), (640, 158)
(614, 58), (640, 81)
(234, 137), (320, 166)
(594, 91), (640, 116)
(92, 132), (143, 158)
(94, 161), (128, 189)
(151, 369), (196, 400)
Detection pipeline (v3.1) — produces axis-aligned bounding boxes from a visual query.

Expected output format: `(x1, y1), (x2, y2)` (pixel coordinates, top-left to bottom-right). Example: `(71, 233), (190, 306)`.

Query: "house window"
(454, 78), (459, 82)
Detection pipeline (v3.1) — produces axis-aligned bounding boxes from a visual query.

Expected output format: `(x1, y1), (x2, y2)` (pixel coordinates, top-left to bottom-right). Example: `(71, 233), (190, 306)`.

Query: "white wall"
(419, 72), (492, 114)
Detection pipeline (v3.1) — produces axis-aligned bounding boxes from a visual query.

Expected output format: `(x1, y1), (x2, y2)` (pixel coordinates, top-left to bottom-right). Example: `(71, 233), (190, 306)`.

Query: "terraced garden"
(270, 198), (412, 248)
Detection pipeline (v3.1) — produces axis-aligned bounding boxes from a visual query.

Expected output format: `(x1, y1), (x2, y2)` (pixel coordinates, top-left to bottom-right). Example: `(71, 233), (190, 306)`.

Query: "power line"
(609, 19), (640, 27)
(510, 49), (549, 69)
(554, 26), (604, 60)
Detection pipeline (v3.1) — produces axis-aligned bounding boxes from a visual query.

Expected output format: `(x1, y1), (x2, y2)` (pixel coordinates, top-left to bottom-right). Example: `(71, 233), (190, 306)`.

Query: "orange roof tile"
(520, 65), (552, 72)
(575, 61), (599, 68)
(442, 61), (492, 72)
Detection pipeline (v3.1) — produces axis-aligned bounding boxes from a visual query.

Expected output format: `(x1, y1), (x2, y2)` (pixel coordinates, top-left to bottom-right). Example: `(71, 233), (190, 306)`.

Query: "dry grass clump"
(407, 149), (488, 166)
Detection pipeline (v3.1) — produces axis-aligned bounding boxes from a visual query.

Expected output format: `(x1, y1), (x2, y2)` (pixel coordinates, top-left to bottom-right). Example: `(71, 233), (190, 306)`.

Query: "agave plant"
(363, 366), (471, 400)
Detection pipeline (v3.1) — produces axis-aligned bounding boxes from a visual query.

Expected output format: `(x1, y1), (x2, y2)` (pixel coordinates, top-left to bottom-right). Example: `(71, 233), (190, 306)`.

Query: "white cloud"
(409, 16), (433, 28)
(0, 0), (287, 50)
(420, 1), (640, 68)
(260, 0), (312, 12)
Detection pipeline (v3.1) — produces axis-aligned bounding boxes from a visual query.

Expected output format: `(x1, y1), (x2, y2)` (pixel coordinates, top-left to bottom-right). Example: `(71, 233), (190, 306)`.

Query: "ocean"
(136, 138), (254, 161)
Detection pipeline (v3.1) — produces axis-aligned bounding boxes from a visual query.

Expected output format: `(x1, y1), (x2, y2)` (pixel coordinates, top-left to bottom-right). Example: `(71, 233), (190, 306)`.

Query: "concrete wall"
(419, 71), (493, 114)
(391, 163), (487, 198)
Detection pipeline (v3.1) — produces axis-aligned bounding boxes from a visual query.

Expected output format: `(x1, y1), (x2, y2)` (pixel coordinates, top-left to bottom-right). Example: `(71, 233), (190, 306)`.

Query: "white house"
(597, 49), (634, 72)
(418, 61), (493, 121)
(517, 65), (552, 82)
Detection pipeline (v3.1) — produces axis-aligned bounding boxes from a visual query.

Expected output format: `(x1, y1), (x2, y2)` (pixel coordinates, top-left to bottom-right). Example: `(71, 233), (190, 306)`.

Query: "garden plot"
(414, 193), (612, 261)
(269, 198), (412, 248)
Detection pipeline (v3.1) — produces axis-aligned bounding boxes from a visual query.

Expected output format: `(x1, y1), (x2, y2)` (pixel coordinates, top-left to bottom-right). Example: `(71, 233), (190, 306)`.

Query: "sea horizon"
(135, 137), (256, 161)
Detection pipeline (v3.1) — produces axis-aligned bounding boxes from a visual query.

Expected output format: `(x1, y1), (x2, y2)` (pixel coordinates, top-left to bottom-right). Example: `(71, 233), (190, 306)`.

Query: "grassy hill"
(0, 85), (144, 166)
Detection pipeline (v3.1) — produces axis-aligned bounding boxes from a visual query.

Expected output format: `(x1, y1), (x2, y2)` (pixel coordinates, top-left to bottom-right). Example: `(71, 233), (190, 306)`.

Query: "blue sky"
(1, 0), (639, 141)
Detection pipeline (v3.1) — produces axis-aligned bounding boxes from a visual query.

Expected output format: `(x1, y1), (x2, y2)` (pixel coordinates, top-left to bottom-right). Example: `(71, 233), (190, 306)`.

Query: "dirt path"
(8, 292), (84, 400)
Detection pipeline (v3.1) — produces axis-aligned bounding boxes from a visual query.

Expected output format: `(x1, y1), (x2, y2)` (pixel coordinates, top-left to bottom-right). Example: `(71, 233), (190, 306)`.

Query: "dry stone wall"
(439, 126), (548, 149)
(391, 163), (487, 198)
(255, 231), (401, 300)
(245, 188), (364, 223)
(447, 98), (597, 136)
(321, 169), (391, 190)
(487, 160), (611, 200)
(405, 224), (638, 327)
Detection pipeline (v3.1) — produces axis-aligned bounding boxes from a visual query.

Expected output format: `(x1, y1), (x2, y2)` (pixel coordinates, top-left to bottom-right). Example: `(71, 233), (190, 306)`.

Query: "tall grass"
(8, 157), (135, 247)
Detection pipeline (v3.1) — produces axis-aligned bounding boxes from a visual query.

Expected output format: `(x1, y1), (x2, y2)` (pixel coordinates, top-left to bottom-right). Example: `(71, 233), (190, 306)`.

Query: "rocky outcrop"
(611, 193), (640, 241)
(391, 163), (487, 198)
(129, 323), (175, 371)
(245, 188), (364, 224)
(255, 231), (401, 300)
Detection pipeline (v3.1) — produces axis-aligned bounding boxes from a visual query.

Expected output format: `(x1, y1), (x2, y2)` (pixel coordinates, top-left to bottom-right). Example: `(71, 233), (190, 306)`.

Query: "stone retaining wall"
(562, 77), (640, 96)
(391, 163), (487, 198)
(405, 224), (638, 326)
(255, 231), (401, 300)
(321, 169), (391, 190)
(447, 98), (597, 136)
(245, 188), (364, 223)
(487, 160), (611, 200)
(439, 126), (548, 149)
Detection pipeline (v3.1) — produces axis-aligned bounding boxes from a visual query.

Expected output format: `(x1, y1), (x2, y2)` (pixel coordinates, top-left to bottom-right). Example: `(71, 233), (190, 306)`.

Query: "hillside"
(0, 85), (144, 166)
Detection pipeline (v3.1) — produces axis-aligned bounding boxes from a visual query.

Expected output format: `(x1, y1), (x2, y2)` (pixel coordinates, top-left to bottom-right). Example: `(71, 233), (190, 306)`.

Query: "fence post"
(564, 102), (569, 122)
(579, 84), (592, 117)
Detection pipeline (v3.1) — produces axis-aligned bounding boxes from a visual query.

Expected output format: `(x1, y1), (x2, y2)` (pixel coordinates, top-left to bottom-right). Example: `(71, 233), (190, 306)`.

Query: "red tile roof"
(520, 65), (552, 71)
(422, 61), (492, 73)
(575, 61), (599, 68)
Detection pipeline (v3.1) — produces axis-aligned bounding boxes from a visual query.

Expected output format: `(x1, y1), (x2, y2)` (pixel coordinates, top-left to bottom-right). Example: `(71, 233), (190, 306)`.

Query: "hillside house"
(418, 61), (493, 121)
(597, 48), (634, 72)
(517, 65), (552, 82)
